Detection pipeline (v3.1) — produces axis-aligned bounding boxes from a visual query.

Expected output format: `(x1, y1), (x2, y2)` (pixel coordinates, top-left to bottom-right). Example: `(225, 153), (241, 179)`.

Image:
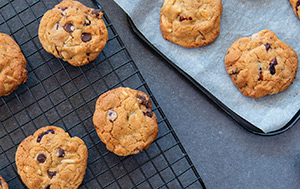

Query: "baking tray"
(0, 0), (206, 188)
(127, 17), (300, 136)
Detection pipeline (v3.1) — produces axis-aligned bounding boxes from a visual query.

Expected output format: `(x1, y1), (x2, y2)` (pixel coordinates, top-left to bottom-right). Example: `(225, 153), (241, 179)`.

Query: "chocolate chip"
(37, 130), (55, 143)
(58, 148), (65, 157)
(107, 110), (118, 122)
(56, 22), (59, 30)
(297, 1), (300, 11)
(179, 16), (185, 21)
(64, 23), (75, 33)
(137, 95), (151, 108)
(269, 58), (278, 75)
(143, 110), (153, 118)
(37, 153), (47, 163)
(84, 17), (91, 26)
(47, 171), (56, 179)
(81, 33), (92, 42)
(258, 67), (263, 81)
(264, 43), (271, 51)
(229, 69), (240, 75)
(92, 9), (102, 17)
(179, 16), (190, 22)
(45, 185), (51, 189)
(60, 7), (67, 11)
(137, 95), (146, 104)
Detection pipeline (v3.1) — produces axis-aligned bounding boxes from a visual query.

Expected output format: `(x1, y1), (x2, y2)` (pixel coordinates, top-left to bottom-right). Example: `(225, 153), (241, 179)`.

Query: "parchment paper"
(114, 0), (300, 133)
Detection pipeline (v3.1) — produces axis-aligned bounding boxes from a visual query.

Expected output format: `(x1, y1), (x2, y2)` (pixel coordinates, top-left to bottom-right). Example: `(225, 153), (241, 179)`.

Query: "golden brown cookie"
(93, 87), (159, 156)
(0, 33), (28, 97)
(289, 0), (300, 19)
(0, 175), (9, 189)
(225, 30), (298, 98)
(15, 126), (88, 189)
(38, 0), (108, 66)
(160, 0), (223, 48)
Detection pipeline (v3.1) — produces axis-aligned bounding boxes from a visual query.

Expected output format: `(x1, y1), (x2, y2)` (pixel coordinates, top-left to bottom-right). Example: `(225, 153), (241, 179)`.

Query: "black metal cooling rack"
(0, 0), (206, 188)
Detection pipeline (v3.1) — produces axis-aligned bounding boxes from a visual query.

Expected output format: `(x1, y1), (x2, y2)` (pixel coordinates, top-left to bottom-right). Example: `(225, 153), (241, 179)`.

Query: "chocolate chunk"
(37, 153), (47, 163)
(47, 171), (56, 179)
(81, 33), (92, 42)
(58, 148), (65, 157)
(107, 110), (118, 122)
(143, 110), (153, 118)
(92, 9), (102, 17)
(84, 17), (91, 26)
(45, 185), (51, 189)
(264, 43), (271, 51)
(37, 130), (55, 143)
(269, 58), (278, 75)
(189, 17), (192, 20)
(64, 23), (75, 33)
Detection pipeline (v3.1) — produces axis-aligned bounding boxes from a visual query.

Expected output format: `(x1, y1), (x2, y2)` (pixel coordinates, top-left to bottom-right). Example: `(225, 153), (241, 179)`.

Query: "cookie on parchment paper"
(289, 0), (300, 19)
(160, 0), (223, 48)
(15, 126), (88, 189)
(225, 30), (298, 98)
(0, 33), (28, 97)
(38, 0), (108, 66)
(93, 87), (159, 156)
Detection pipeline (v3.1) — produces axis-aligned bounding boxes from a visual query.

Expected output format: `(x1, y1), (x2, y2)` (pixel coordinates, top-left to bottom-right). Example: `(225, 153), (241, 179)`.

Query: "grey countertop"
(97, 0), (300, 188)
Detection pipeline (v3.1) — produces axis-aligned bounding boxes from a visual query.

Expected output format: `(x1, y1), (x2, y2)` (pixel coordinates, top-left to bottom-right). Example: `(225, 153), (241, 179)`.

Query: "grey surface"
(98, 0), (300, 188)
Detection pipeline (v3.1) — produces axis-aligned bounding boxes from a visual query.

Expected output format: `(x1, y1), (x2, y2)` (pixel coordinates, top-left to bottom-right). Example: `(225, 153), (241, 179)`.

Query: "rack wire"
(0, 0), (206, 188)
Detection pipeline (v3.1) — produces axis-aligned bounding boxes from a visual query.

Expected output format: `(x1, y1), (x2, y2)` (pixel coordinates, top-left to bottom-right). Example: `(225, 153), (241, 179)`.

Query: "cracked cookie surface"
(160, 0), (223, 48)
(93, 87), (159, 156)
(0, 33), (28, 97)
(38, 0), (108, 66)
(15, 126), (88, 189)
(0, 175), (9, 189)
(225, 30), (298, 98)
(289, 0), (300, 19)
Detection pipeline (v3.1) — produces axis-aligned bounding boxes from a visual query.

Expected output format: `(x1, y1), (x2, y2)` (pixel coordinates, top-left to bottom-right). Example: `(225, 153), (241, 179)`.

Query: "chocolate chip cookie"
(289, 0), (300, 19)
(0, 33), (28, 97)
(38, 0), (108, 66)
(93, 87), (159, 156)
(0, 175), (9, 189)
(225, 30), (298, 98)
(15, 126), (88, 189)
(160, 0), (223, 48)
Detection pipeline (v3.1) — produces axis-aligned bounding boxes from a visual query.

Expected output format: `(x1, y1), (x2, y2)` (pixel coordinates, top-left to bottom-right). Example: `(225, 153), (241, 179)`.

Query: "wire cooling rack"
(0, 0), (206, 188)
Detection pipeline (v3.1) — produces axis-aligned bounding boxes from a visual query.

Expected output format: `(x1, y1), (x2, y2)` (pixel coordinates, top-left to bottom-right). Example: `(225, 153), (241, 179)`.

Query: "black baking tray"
(128, 17), (300, 136)
(0, 0), (206, 188)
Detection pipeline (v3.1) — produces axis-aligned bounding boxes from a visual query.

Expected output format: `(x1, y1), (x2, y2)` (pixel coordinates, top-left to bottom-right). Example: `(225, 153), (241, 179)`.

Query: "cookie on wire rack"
(0, 33), (28, 97)
(0, 175), (9, 189)
(93, 87), (159, 156)
(15, 126), (88, 189)
(38, 0), (108, 66)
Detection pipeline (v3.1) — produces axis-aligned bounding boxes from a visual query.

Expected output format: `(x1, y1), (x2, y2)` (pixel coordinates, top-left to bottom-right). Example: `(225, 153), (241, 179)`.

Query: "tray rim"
(127, 17), (300, 136)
